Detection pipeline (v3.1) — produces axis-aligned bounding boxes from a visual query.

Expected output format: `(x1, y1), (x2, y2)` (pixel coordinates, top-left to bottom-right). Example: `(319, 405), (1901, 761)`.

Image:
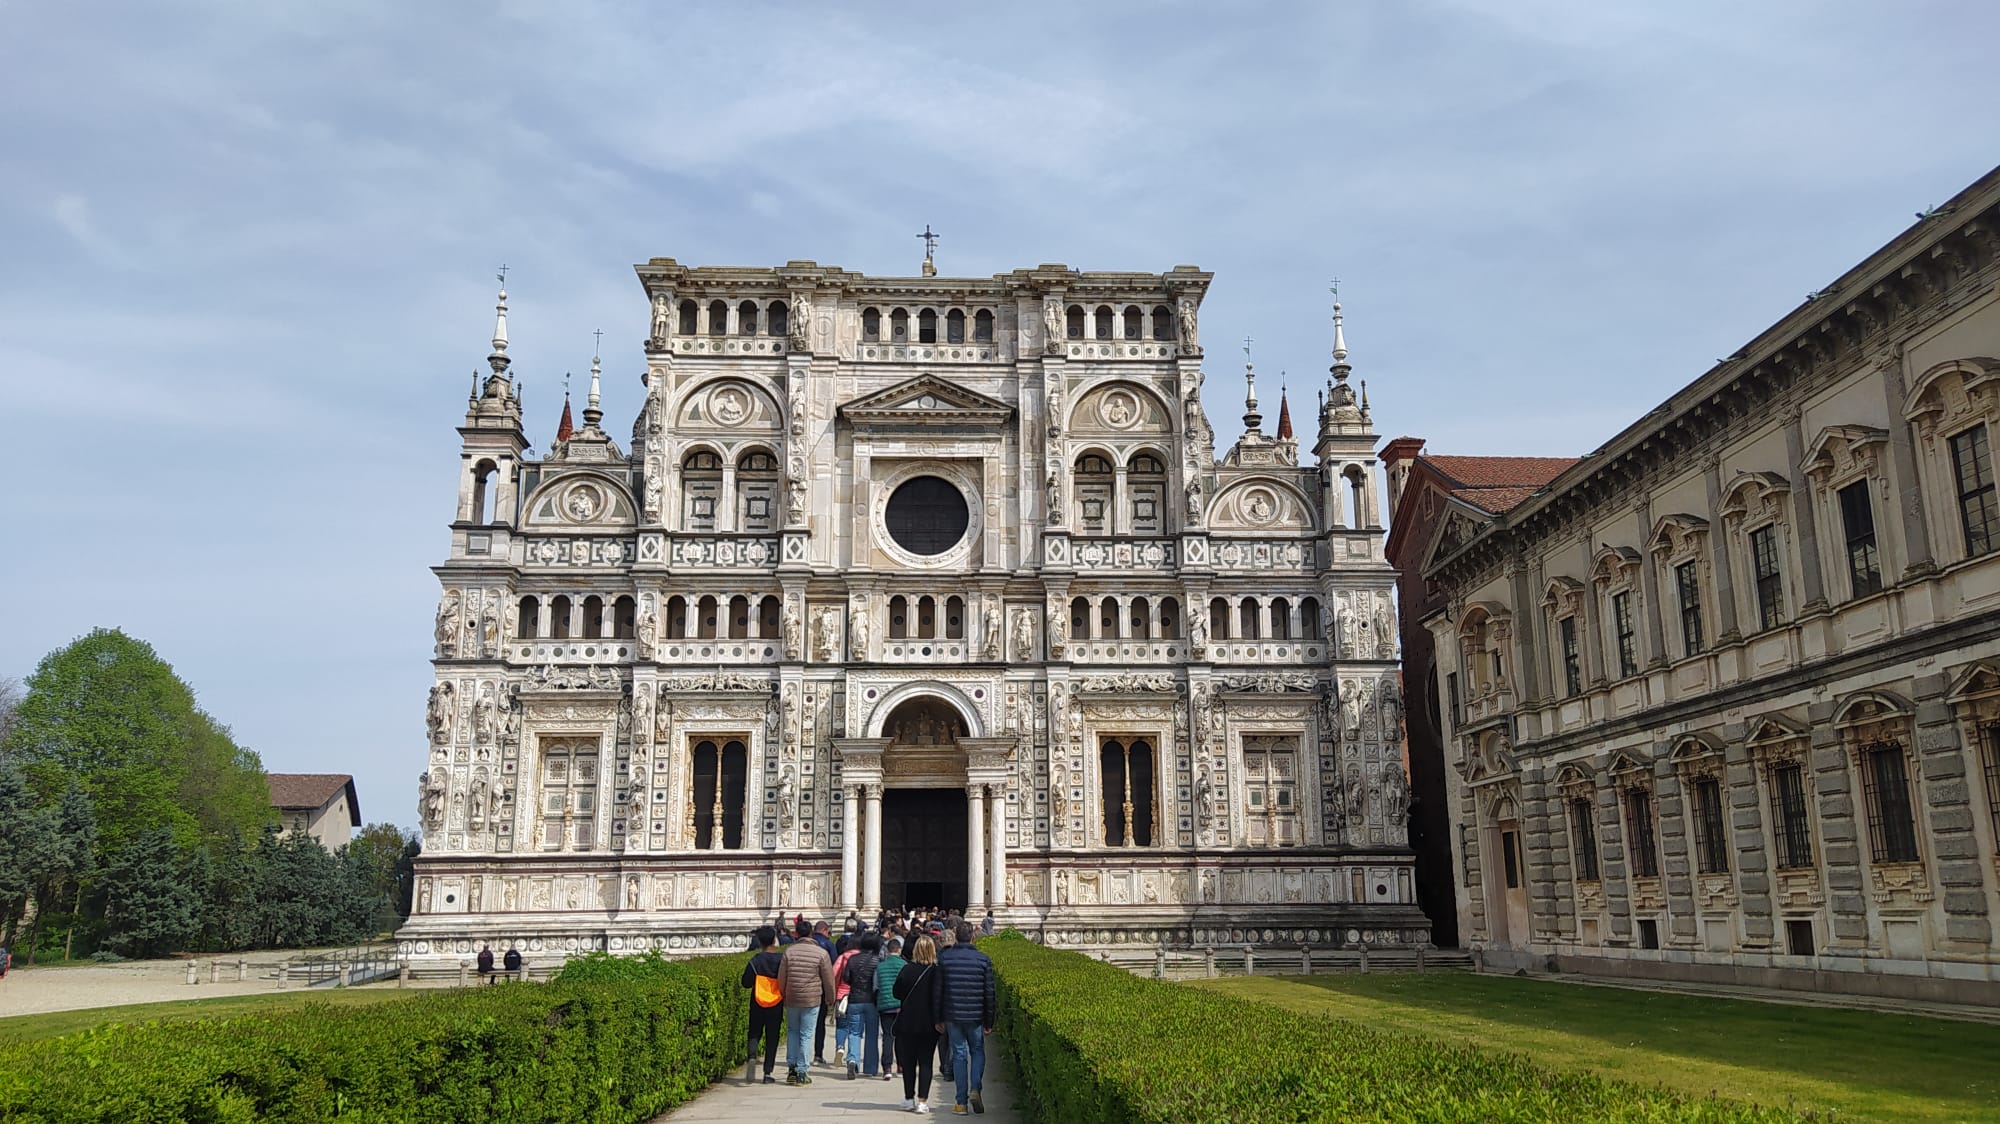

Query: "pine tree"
(0, 764), (58, 946)
(100, 828), (196, 958)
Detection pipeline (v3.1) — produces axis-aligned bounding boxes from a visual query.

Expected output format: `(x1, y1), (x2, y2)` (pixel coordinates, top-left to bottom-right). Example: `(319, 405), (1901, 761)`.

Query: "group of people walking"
(741, 911), (996, 1116)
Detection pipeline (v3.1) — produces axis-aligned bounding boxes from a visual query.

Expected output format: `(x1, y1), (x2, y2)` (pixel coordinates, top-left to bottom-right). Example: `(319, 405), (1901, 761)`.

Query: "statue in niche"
(1185, 479), (1204, 523)
(616, 698), (631, 742)
(426, 682), (455, 745)
(849, 599), (870, 656)
(488, 780), (508, 825)
(1053, 868), (1072, 905)
(434, 591), (460, 658)
(777, 765), (796, 829)
(782, 600), (803, 660)
(1345, 763), (1367, 822)
(469, 774), (488, 827)
(626, 875), (642, 911)
(1187, 609), (1208, 658)
(1375, 598), (1398, 659)
(418, 879), (433, 914)
(1046, 383), (1064, 439)
(1340, 679), (1363, 737)
(813, 606), (840, 661)
(1049, 762), (1069, 831)
(778, 870), (793, 908)
(1176, 295), (1199, 352)
(635, 602), (657, 660)
(789, 291), (813, 351)
(1199, 869), (1217, 903)
(1046, 601), (1067, 658)
(982, 600), (1003, 660)
(1045, 475), (1064, 527)
(501, 687), (521, 746)
(629, 785), (647, 828)
(786, 478), (806, 526)
(1382, 762), (1410, 824)
(765, 693), (782, 748)
(1042, 298), (1064, 355)
(654, 694), (674, 740)
(1011, 608), (1036, 662)
(1194, 765), (1217, 833)
(480, 599), (500, 656)
(472, 684), (496, 745)
(449, 791), (465, 831)
(644, 470), (663, 518)
(421, 770), (446, 829)
(1379, 681), (1404, 745)
(632, 691), (653, 745)
(651, 293), (670, 342)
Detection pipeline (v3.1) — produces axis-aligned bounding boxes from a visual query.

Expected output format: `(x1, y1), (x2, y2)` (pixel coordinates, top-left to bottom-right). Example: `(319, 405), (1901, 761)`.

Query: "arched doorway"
(880, 697), (970, 911)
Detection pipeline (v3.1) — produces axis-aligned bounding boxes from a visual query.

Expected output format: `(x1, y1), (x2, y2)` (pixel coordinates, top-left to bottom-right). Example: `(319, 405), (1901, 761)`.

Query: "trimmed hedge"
(986, 933), (1811, 1123)
(0, 951), (752, 1123)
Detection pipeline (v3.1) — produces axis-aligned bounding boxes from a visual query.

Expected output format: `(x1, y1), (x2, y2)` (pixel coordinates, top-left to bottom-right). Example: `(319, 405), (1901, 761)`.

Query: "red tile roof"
(1423, 455), (1578, 515)
(266, 773), (356, 813)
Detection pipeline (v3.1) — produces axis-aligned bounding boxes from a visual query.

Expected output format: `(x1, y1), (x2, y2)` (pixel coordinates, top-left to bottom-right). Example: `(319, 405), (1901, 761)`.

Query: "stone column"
(967, 784), (987, 909)
(988, 783), (1007, 907)
(840, 785), (859, 911)
(863, 784), (883, 914)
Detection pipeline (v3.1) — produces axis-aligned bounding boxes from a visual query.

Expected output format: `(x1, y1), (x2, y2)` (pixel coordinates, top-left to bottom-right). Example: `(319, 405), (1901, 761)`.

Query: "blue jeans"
(785, 1005), (819, 1076)
(843, 999), (881, 1074)
(946, 1021), (986, 1105)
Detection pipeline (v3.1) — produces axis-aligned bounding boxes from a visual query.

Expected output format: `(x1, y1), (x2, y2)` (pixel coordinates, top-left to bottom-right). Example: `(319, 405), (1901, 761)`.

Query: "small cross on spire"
(497, 263), (509, 288)
(917, 224), (939, 276)
(592, 327), (604, 356)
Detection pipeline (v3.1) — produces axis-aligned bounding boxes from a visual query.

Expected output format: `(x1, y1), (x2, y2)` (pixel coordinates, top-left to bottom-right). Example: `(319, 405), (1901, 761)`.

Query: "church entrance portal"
(881, 787), (967, 912)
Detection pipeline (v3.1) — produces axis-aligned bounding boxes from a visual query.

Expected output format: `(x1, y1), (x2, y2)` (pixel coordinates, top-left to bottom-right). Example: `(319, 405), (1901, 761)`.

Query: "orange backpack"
(754, 972), (783, 1008)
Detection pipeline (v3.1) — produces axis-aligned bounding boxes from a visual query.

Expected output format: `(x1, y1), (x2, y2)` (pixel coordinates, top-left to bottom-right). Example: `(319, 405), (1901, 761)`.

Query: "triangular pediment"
(838, 374), (1014, 427)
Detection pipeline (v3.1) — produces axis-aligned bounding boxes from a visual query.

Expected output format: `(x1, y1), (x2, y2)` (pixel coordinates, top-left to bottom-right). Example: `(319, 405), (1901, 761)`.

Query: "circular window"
(885, 476), (970, 556)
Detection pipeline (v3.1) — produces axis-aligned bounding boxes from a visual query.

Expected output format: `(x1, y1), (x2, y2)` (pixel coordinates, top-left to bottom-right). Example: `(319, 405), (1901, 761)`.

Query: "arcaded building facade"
(397, 255), (1422, 965)
(1424, 166), (2000, 1003)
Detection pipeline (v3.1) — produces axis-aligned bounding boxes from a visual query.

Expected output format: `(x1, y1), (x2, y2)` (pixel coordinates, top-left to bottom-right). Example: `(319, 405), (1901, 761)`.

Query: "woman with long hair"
(891, 933), (942, 1113)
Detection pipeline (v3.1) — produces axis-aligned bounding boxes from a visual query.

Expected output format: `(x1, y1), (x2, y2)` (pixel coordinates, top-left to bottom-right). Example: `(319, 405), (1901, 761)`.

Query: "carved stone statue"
(1176, 295), (1199, 352)
(1042, 298), (1065, 354)
(777, 765), (796, 829)
(630, 785), (647, 828)
(1345, 763), (1367, 822)
(1046, 474), (1064, 527)
(1047, 600), (1067, 659)
(1194, 765), (1217, 832)
(782, 600), (803, 660)
(1375, 598), (1398, 659)
(469, 774), (487, 827)
(982, 601), (1003, 660)
(813, 606), (840, 661)
(1010, 608), (1036, 662)
(422, 770), (446, 829)
(480, 600), (500, 657)
(426, 680), (454, 740)
(1049, 761), (1069, 829)
(786, 479), (807, 526)
(849, 600), (870, 656)
(635, 602), (657, 660)
(434, 591), (460, 658)
(1379, 681), (1405, 745)
(1185, 479), (1205, 523)
(644, 470), (663, 518)
(1382, 762), (1410, 824)
(651, 293), (670, 342)
(1187, 609), (1208, 658)
(789, 291), (812, 350)
(626, 875), (642, 911)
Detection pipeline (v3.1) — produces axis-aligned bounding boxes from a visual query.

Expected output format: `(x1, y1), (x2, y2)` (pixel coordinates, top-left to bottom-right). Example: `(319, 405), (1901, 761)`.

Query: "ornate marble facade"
(398, 259), (1422, 965)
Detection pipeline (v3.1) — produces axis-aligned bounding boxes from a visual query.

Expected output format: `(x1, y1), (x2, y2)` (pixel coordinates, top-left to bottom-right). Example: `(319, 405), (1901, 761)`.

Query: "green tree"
(180, 713), (274, 845)
(0, 763), (59, 946)
(340, 822), (415, 934)
(243, 828), (367, 948)
(99, 828), (197, 957)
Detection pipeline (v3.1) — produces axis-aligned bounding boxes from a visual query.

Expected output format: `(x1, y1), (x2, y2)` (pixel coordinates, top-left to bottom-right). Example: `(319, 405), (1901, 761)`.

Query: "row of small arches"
(1063, 595), (1323, 642)
(1068, 596), (1184, 640)
(861, 307), (996, 344)
(675, 300), (790, 338)
(1069, 305), (1176, 342)
(518, 594), (637, 640)
(1210, 596), (1323, 642)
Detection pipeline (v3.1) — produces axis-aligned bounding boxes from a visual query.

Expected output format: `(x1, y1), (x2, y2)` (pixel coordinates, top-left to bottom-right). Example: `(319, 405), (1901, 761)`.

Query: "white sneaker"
(902, 1099), (916, 1111)
(914, 1103), (932, 1115)
(835, 1046), (847, 1066)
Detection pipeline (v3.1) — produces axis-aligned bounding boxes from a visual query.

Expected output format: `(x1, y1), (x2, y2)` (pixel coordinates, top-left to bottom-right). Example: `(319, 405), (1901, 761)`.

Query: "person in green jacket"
(875, 936), (907, 1079)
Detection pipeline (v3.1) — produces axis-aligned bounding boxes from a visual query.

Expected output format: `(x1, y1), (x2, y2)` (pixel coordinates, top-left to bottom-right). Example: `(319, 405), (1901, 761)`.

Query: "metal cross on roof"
(917, 224), (939, 260)
(497, 263), (509, 287)
(592, 327), (603, 355)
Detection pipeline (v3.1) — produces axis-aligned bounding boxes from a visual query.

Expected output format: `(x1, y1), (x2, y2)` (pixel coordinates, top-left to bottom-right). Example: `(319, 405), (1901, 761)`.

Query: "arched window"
(737, 300), (759, 336)
(1100, 737), (1156, 846)
(1094, 306), (1113, 340)
(889, 596), (909, 640)
(1070, 596), (1091, 639)
(612, 596), (635, 640)
(973, 309), (994, 343)
(1159, 596), (1181, 638)
(1239, 598), (1261, 640)
(470, 460), (498, 524)
(1345, 465), (1368, 529)
(766, 300), (788, 338)
(1270, 597), (1292, 640)
(1122, 306), (1142, 339)
(727, 595), (751, 640)
(1074, 453), (1114, 535)
(581, 595), (605, 639)
(1300, 597), (1322, 640)
(1099, 596), (1119, 639)
(518, 595), (540, 639)
(550, 595), (573, 640)
(918, 308), (938, 343)
(737, 449), (778, 532)
(691, 738), (748, 850)
(696, 595), (719, 640)
(862, 307), (881, 341)
(683, 451), (721, 531)
(1066, 305), (1085, 339)
(1129, 596), (1150, 639)
(1152, 305), (1173, 340)
(678, 299), (698, 336)
(1209, 597), (1231, 640)
(917, 596), (937, 639)
(666, 595), (688, 640)
(758, 595), (780, 639)
(946, 309), (965, 343)
(1129, 452), (1166, 535)
(890, 308), (909, 342)
(707, 299), (728, 336)
(945, 595), (965, 640)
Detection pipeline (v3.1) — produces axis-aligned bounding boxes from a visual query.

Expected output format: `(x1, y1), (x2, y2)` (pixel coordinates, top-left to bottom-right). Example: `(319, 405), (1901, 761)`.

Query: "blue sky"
(2, 0), (1995, 832)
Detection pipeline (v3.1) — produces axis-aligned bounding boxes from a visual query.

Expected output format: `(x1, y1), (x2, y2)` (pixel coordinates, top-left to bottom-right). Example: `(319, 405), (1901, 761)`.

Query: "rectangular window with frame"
(1838, 479), (1882, 597)
(1501, 828), (1521, 889)
(1569, 797), (1600, 882)
(1861, 743), (1920, 864)
(1611, 591), (1638, 678)
(1693, 775), (1729, 875)
(1750, 524), (1785, 631)
(1446, 671), (1461, 725)
(1951, 425), (1997, 559)
(1560, 616), (1582, 696)
(1676, 561), (1704, 656)
(1984, 722), (2000, 847)
(1770, 762), (1814, 870)
(1625, 788), (1660, 878)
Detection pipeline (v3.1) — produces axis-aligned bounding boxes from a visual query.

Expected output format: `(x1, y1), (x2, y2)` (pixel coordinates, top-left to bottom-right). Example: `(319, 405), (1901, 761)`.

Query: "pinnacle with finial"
(487, 270), (512, 376)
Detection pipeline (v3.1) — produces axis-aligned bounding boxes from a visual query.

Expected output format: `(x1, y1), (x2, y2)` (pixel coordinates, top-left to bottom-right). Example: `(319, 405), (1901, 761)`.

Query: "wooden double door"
(880, 787), (967, 913)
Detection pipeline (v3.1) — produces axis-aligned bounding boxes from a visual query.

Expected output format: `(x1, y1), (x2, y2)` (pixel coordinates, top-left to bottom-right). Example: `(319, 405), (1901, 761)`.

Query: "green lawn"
(1192, 971), (2000, 1123)
(0, 988), (409, 1047)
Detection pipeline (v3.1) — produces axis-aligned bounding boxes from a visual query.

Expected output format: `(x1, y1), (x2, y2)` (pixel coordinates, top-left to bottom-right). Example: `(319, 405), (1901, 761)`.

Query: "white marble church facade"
(397, 257), (1423, 965)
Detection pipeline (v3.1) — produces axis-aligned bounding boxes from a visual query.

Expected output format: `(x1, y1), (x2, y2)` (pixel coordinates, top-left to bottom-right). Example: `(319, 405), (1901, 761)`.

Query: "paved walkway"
(655, 1036), (1021, 1122)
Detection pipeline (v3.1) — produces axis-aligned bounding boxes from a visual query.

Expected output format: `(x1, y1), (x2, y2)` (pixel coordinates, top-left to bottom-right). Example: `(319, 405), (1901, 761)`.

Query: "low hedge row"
(985, 934), (1810, 1123)
(0, 951), (753, 1123)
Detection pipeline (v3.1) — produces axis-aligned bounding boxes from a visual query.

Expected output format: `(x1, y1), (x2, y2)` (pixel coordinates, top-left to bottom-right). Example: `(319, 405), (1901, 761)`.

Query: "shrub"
(0, 951), (753, 1122)
(984, 933), (1810, 1123)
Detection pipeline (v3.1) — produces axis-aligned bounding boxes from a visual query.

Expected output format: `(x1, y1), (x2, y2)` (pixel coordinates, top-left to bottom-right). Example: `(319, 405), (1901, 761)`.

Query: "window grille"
(1750, 524), (1784, 631)
(1861, 743), (1920, 864)
(1676, 561), (1704, 656)
(1770, 762), (1813, 869)
(1569, 797), (1599, 881)
(1693, 776), (1729, 875)
(1625, 788), (1659, 878)
(1560, 616), (1582, 696)
(1611, 591), (1637, 678)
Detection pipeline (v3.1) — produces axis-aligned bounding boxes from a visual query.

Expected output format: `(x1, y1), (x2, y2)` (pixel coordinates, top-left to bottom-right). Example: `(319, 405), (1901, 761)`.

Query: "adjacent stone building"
(397, 256), (1424, 965)
(1421, 165), (2000, 1003)
(267, 773), (361, 850)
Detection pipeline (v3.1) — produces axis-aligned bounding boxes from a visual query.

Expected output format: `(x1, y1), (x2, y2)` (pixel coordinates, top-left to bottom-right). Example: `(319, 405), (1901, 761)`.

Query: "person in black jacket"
(892, 933), (942, 1113)
(741, 926), (787, 1084)
(931, 922), (995, 1115)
